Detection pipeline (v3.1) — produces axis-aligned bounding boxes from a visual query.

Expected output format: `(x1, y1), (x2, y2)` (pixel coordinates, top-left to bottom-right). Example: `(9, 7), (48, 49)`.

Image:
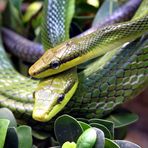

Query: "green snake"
(2, 0), (142, 63)
(1, 0), (143, 122)
(0, 0), (148, 123)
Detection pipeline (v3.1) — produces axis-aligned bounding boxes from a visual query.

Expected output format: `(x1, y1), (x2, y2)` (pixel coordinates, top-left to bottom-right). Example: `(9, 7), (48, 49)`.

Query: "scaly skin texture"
(62, 39), (148, 118)
(0, 0), (143, 122)
(33, 0), (78, 121)
(33, 68), (78, 121)
(133, 0), (148, 20)
(33, 0), (148, 121)
(1, 0), (78, 122)
(0, 41), (38, 103)
(0, 38), (147, 124)
(0, 0), (147, 123)
(42, 0), (75, 50)
(80, 0), (142, 37)
(1, 0), (141, 63)
(29, 16), (148, 78)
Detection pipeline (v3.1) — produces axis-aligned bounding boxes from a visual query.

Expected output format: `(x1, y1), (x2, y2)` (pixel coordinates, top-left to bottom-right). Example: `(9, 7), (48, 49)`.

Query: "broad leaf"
(79, 121), (91, 131)
(89, 118), (114, 137)
(54, 115), (83, 145)
(0, 119), (10, 148)
(4, 127), (18, 148)
(105, 138), (119, 148)
(92, 0), (119, 26)
(17, 125), (32, 148)
(32, 130), (50, 140)
(104, 110), (139, 128)
(76, 128), (97, 148)
(76, 118), (89, 123)
(0, 108), (17, 127)
(90, 123), (112, 139)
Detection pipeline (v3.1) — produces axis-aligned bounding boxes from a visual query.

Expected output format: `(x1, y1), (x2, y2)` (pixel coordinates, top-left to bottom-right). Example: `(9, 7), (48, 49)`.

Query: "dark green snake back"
(63, 38), (148, 119)
(0, 41), (38, 103)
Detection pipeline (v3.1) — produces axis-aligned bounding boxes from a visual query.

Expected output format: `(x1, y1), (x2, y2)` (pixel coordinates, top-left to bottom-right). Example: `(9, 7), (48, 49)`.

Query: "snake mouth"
(32, 103), (65, 122)
(32, 80), (78, 122)
(32, 108), (52, 122)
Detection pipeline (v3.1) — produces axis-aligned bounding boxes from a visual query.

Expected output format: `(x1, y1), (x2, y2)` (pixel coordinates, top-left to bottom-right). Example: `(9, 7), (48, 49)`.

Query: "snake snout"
(28, 66), (37, 76)
(29, 60), (45, 78)
(33, 109), (49, 122)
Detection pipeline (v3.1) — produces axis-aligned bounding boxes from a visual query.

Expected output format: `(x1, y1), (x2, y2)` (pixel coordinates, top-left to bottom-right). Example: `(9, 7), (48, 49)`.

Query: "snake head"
(29, 40), (79, 78)
(32, 68), (78, 122)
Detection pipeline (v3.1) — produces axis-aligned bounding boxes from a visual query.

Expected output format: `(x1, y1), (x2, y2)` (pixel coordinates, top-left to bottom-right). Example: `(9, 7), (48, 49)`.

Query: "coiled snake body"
(0, 0), (148, 123)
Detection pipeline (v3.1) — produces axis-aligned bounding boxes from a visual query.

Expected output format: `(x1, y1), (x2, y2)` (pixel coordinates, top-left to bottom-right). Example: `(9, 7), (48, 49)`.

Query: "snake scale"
(2, 0), (142, 63)
(0, 0), (148, 124)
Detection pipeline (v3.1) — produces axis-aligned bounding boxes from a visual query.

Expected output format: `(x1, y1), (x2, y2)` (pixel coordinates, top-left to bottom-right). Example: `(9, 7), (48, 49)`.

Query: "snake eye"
(50, 60), (60, 69)
(57, 94), (65, 103)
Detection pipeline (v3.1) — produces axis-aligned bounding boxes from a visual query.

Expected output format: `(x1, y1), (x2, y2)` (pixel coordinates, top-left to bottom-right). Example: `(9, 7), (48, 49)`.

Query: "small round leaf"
(17, 125), (32, 148)
(54, 114), (83, 145)
(0, 108), (17, 127)
(77, 128), (97, 148)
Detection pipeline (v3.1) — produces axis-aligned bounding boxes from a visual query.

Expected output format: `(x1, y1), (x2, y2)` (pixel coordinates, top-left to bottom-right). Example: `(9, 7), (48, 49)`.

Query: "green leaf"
(23, 2), (42, 23)
(79, 121), (91, 131)
(89, 118), (114, 138)
(17, 125), (32, 148)
(0, 119), (10, 148)
(54, 114), (83, 145)
(0, 108), (17, 127)
(62, 141), (76, 148)
(92, 0), (119, 26)
(4, 127), (18, 148)
(105, 138), (119, 148)
(11, 0), (23, 12)
(93, 127), (105, 148)
(90, 123), (112, 139)
(76, 118), (89, 123)
(115, 140), (141, 148)
(75, 2), (97, 16)
(2, 0), (23, 33)
(32, 130), (50, 140)
(114, 126), (127, 140)
(77, 128), (97, 148)
(32, 13), (42, 30)
(104, 110), (139, 128)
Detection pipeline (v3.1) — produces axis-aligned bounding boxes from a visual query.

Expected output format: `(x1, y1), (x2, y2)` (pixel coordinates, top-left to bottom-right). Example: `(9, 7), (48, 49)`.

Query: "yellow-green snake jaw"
(29, 16), (148, 78)
(32, 68), (78, 122)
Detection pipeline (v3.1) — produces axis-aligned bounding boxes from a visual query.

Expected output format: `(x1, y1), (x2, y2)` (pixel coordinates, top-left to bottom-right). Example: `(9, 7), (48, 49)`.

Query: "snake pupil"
(50, 60), (60, 69)
(57, 94), (65, 103)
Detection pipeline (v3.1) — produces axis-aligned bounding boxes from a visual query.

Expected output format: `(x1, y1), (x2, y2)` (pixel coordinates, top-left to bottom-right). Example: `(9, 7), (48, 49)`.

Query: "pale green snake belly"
(0, 0), (148, 123)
